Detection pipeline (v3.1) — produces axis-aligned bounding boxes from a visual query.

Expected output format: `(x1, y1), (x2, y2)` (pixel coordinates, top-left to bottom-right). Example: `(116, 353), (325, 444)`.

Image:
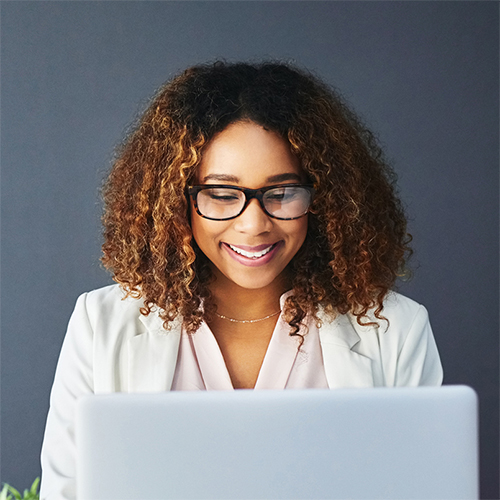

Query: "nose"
(233, 198), (273, 235)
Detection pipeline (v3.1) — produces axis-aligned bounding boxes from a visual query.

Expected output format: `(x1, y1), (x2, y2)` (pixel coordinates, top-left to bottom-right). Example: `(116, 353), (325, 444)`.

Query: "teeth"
(228, 244), (274, 259)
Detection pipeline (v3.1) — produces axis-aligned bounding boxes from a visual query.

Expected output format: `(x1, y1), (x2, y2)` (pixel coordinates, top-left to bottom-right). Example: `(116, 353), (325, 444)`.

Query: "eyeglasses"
(188, 184), (315, 221)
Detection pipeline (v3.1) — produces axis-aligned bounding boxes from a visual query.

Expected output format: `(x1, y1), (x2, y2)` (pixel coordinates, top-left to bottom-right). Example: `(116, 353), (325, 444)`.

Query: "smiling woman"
(191, 122), (309, 292)
(40, 61), (443, 499)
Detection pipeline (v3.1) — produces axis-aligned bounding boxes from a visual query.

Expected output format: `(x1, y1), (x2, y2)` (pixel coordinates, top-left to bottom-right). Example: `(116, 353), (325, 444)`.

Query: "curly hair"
(101, 60), (412, 334)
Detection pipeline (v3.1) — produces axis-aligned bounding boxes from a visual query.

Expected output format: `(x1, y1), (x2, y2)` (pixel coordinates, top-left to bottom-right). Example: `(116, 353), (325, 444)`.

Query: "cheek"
(281, 217), (308, 253)
(294, 217), (309, 243)
(191, 214), (209, 250)
(191, 211), (227, 252)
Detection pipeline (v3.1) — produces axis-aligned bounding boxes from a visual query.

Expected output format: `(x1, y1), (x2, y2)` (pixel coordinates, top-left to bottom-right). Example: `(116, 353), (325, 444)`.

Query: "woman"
(40, 61), (442, 499)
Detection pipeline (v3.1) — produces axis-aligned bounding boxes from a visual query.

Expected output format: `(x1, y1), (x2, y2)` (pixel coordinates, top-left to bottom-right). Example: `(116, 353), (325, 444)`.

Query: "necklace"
(215, 310), (280, 324)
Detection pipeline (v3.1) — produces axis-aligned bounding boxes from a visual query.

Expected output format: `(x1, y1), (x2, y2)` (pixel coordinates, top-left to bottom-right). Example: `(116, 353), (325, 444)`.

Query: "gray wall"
(2, 2), (498, 498)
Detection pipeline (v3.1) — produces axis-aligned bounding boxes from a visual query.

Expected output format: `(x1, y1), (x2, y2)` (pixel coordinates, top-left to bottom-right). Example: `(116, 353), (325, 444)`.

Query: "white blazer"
(40, 284), (443, 500)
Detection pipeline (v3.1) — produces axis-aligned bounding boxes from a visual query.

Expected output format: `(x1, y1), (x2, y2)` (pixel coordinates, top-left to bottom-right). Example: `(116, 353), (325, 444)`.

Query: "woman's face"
(191, 121), (308, 291)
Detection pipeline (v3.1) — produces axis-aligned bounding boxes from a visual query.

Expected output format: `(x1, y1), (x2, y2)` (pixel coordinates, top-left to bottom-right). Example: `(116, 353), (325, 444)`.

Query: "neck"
(210, 271), (290, 321)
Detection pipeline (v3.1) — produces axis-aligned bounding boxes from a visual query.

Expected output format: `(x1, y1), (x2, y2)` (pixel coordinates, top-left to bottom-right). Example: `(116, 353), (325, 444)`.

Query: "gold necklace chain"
(215, 310), (280, 324)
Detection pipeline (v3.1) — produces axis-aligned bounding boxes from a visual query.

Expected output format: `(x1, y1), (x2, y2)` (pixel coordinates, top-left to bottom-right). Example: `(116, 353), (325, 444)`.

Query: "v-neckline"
(192, 313), (301, 390)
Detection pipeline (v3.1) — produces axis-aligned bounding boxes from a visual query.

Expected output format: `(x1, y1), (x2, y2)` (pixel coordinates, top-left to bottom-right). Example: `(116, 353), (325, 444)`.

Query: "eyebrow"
(202, 172), (302, 183)
(266, 173), (302, 183)
(202, 174), (240, 183)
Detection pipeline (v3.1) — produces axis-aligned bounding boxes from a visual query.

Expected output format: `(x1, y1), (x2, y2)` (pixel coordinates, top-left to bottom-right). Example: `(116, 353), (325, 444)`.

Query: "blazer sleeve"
(40, 293), (94, 500)
(394, 304), (443, 386)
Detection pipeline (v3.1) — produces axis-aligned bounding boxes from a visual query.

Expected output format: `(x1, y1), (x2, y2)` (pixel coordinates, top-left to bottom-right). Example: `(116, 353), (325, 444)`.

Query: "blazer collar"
(317, 309), (375, 388)
(127, 305), (375, 392)
(127, 310), (181, 392)
(138, 307), (168, 332)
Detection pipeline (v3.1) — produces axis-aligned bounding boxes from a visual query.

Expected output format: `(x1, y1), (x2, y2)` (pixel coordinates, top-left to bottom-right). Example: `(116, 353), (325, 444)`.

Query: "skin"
(191, 120), (309, 389)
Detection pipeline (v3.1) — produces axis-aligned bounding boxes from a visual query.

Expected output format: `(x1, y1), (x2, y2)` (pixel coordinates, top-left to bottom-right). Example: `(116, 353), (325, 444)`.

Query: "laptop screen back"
(76, 386), (478, 500)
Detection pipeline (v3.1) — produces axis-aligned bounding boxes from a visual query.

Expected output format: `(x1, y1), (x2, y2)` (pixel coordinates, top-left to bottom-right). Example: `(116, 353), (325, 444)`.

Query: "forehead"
(196, 121), (303, 185)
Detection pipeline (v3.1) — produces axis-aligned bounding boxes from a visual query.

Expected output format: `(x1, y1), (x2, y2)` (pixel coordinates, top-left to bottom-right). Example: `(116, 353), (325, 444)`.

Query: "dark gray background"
(1, 2), (498, 498)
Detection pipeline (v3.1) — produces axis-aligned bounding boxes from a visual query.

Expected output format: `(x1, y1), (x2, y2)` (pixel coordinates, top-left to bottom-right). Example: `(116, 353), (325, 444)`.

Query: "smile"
(227, 244), (276, 259)
(222, 242), (282, 267)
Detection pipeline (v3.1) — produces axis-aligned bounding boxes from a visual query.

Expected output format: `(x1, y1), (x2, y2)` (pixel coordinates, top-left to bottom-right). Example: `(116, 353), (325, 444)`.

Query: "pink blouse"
(171, 293), (329, 390)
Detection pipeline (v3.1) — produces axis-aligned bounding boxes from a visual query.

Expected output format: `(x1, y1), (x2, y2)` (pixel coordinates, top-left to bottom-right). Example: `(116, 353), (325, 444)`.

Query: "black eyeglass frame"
(188, 184), (315, 221)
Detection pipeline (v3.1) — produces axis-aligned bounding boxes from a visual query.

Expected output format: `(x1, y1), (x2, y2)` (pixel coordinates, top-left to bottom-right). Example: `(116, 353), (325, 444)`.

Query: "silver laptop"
(76, 386), (478, 500)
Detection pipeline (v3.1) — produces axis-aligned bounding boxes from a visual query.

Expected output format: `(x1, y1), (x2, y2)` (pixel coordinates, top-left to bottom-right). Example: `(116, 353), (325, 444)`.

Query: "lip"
(222, 241), (283, 267)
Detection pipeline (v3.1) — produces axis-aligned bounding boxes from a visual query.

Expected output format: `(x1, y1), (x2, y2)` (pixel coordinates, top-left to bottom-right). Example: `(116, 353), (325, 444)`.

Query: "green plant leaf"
(29, 478), (40, 496)
(4, 485), (21, 500)
(0, 479), (39, 500)
(0, 483), (12, 500)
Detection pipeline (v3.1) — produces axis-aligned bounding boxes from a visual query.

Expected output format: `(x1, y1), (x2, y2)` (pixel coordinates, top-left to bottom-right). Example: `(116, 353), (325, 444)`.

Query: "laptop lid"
(76, 386), (478, 500)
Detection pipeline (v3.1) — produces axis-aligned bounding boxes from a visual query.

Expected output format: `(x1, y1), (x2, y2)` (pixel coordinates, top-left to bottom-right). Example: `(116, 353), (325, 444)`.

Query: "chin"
(219, 267), (289, 291)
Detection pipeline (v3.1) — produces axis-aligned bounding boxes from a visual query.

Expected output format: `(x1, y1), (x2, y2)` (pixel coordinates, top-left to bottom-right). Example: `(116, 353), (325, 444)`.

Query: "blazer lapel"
(127, 311), (181, 392)
(125, 305), (375, 391)
(318, 311), (375, 388)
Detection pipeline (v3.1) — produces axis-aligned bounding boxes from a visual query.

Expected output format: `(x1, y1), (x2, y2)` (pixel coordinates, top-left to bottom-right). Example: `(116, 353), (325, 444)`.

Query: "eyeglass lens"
(196, 186), (312, 220)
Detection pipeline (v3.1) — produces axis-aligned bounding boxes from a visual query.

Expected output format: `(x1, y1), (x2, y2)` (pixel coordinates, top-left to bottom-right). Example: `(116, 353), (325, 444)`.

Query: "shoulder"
(319, 291), (427, 333)
(317, 291), (431, 351)
(374, 291), (429, 333)
(350, 291), (431, 347)
(83, 283), (137, 308)
(318, 291), (442, 386)
(348, 291), (436, 365)
(374, 292), (442, 385)
(72, 284), (147, 335)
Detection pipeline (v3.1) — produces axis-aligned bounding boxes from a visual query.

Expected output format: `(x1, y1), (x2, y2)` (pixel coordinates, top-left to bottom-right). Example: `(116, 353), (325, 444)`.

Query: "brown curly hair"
(101, 61), (412, 334)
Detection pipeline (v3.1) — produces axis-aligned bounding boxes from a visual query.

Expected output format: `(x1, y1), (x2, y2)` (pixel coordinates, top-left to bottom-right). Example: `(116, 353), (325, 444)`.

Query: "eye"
(267, 190), (285, 201)
(203, 188), (241, 202)
(265, 187), (299, 202)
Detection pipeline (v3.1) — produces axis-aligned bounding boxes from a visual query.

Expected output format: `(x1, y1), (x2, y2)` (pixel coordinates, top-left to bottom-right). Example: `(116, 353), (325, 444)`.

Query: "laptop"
(76, 386), (478, 500)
